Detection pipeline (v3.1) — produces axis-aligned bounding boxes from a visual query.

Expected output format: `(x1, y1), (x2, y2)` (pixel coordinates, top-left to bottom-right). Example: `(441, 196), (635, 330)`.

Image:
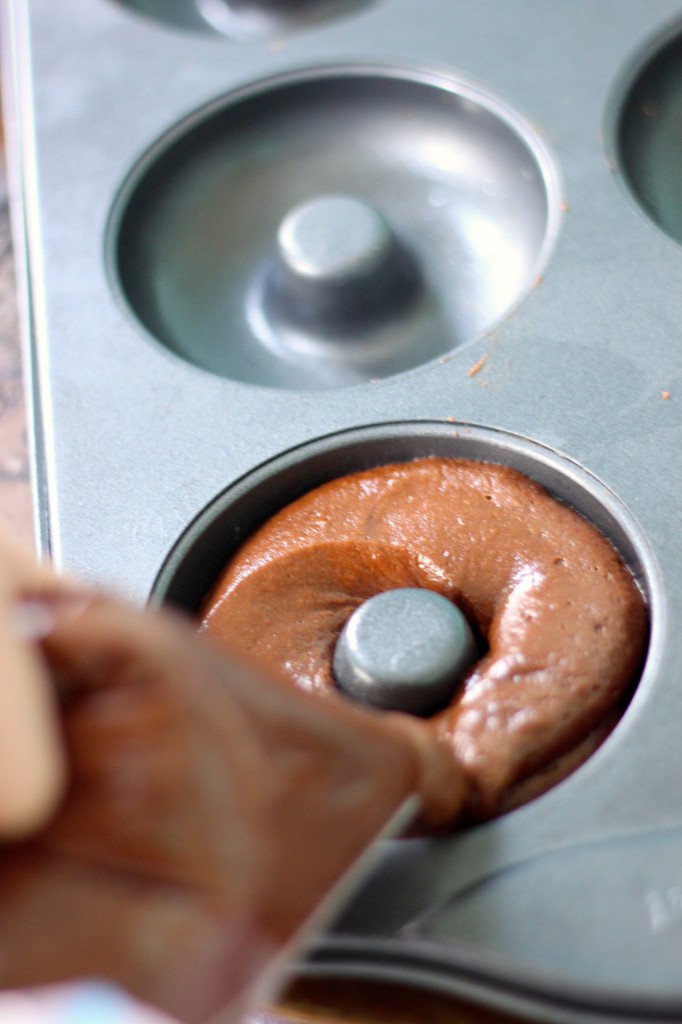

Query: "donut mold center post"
(333, 587), (478, 716)
(267, 193), (419, 331)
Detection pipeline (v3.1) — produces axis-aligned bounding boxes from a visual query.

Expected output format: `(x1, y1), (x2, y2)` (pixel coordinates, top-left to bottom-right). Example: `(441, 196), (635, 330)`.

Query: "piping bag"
(6, 592), (464, 1024)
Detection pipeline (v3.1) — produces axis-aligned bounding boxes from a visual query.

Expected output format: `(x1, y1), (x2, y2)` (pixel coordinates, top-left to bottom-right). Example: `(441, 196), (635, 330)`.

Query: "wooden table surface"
(0, 110), (536, 1024)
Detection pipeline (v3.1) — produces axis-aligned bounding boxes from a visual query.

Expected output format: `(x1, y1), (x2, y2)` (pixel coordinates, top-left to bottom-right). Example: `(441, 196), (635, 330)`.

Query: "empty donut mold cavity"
(110, 67), (560, 390)
(614, 24), (682, 246)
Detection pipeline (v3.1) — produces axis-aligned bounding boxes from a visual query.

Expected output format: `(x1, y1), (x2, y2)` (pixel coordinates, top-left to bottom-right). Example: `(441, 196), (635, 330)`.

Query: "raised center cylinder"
(267, 193), (418, 330)
(333, 587), (478, 716)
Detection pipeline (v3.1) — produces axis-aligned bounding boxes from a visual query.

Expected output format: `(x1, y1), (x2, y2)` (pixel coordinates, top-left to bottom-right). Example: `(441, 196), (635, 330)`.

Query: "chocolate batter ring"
(201, 458), (648, 823)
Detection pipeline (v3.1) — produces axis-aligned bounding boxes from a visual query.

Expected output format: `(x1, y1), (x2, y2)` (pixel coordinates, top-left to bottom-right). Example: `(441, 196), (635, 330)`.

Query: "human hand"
(0, 593), (464, 1022)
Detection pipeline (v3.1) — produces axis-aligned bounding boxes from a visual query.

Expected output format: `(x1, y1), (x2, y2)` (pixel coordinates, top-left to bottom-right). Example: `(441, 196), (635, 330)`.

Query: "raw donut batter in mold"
(201, 458), (648, 824)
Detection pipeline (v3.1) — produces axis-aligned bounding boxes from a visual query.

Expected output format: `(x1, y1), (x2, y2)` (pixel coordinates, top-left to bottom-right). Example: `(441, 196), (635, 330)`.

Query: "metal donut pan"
(4, 1), (682, 1021)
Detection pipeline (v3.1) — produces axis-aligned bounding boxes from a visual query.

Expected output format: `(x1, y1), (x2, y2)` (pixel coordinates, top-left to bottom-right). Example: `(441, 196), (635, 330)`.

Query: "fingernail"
(12, 591), (95, 642)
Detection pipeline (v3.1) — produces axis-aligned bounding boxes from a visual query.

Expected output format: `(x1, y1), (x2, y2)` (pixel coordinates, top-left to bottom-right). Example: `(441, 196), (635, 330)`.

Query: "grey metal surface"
(4, 0), (682, 1020)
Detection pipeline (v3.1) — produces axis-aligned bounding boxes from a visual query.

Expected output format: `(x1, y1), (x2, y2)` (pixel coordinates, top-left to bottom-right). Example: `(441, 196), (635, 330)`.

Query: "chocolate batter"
(201, 458), (648, 823)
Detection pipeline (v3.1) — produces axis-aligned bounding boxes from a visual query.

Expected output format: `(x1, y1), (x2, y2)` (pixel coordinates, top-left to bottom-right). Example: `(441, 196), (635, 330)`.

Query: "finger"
(0, 527), (55, 592)
(39, 596), (274, 900)
(0, 532), (82, 837)
(40, 595), (200, 698)
(0, 611), (66, 836)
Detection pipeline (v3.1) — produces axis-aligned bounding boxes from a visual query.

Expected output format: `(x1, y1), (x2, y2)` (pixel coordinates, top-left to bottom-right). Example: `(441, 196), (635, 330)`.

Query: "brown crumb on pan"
(468, 354), (488, 378)
(560, 201), (571, 212)
(662, 390), (671, 401)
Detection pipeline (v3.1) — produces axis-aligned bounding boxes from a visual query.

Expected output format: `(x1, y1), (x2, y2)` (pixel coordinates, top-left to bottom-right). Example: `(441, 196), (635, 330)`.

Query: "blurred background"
(0, 101), (33, 545)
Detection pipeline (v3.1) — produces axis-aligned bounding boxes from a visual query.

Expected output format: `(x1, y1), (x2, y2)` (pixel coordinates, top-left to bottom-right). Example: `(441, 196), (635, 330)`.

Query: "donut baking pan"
(4, 1), (682, 1021)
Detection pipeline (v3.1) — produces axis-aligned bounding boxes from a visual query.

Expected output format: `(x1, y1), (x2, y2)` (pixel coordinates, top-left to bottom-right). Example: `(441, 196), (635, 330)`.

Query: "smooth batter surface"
(201, 458), (648, 823)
